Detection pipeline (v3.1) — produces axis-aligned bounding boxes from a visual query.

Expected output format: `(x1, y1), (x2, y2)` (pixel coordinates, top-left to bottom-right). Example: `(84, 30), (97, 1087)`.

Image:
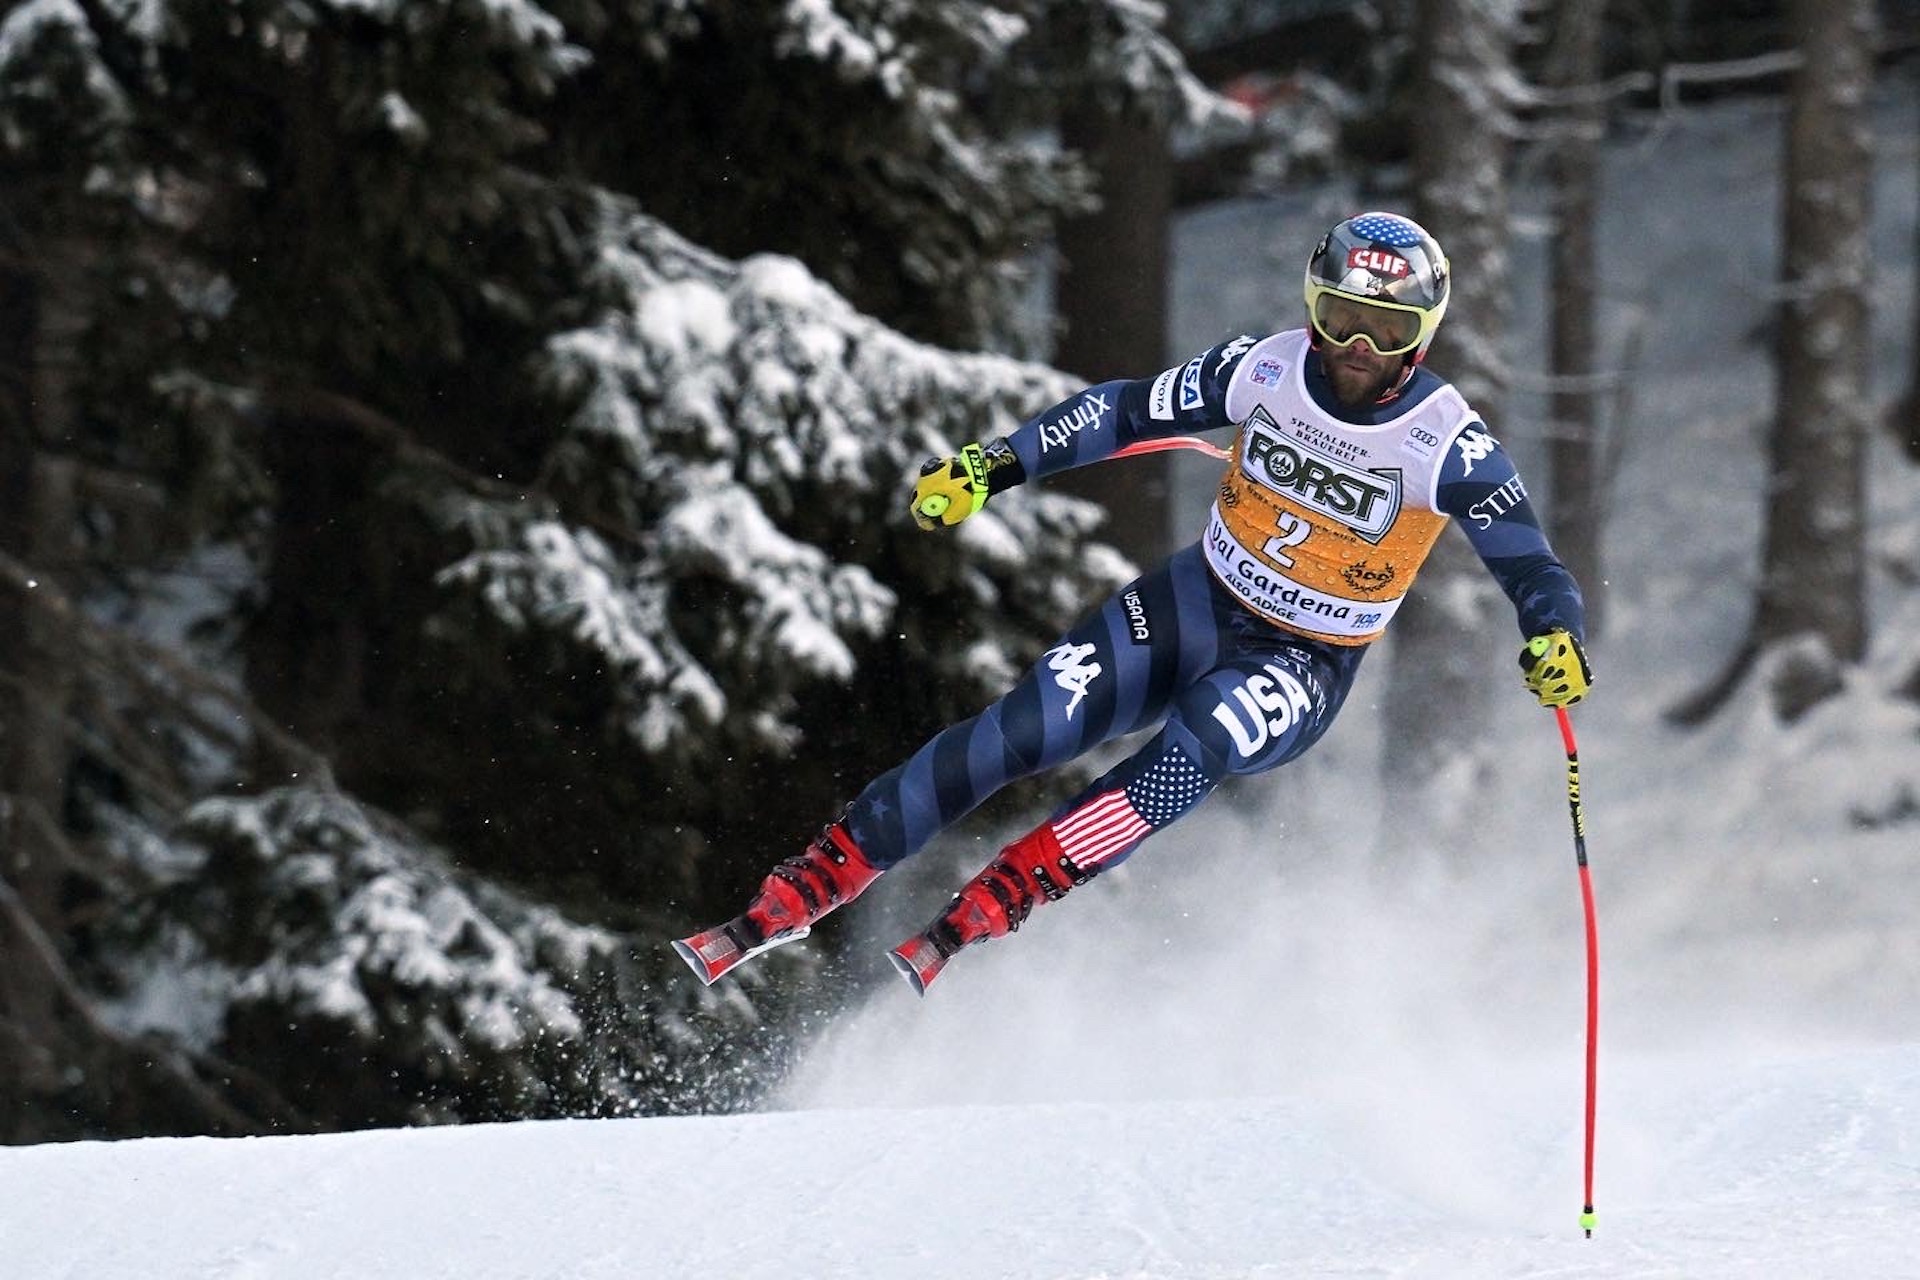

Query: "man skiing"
(675, 211), (1592, 995)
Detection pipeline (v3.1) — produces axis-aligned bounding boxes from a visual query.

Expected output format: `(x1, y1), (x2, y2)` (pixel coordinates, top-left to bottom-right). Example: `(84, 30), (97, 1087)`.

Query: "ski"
(886, 932), (953, 997)
(672, 920), (810, 986)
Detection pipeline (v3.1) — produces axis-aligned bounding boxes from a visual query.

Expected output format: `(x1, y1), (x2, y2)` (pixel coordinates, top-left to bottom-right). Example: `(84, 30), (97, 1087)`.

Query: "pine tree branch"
(252, 384), (535, 507)
(0, 874), (264, 1138)
(0, 548), (335, 792)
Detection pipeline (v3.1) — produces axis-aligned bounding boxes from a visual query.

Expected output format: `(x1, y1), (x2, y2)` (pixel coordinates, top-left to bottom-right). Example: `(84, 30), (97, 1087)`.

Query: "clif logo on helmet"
(1346, 247), (1411, 279)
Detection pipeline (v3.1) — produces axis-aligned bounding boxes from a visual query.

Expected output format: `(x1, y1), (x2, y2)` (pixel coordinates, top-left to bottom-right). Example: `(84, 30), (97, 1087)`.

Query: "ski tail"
(673, 920), (811, 985)
(886, 932), (952, 997)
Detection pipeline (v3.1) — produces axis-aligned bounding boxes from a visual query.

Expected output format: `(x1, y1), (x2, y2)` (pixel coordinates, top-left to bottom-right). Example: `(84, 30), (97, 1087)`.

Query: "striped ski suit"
(844, 329), (1585, 873)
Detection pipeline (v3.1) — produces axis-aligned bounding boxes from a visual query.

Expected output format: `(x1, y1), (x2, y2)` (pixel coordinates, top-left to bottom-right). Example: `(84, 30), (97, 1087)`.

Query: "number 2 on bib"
(1261, 510), (1311, 567)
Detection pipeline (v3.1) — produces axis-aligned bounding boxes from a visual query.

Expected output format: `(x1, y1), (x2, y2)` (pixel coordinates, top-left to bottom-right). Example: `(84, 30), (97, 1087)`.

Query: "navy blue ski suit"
(842, 329), (1585, 878)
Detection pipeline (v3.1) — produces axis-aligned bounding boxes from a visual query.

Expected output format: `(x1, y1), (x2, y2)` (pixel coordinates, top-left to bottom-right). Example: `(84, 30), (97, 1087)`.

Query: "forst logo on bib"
(1239, 408), (1401, 542)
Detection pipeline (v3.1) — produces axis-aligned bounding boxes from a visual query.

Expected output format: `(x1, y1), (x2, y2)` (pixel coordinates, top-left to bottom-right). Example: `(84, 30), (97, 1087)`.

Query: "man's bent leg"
(844, 558), (1214, 868)
(674, 817), (882, 985)
(677, 554), (1213, 985)
(887, 726), (1215, 993)
(890, 637), (1363, 993)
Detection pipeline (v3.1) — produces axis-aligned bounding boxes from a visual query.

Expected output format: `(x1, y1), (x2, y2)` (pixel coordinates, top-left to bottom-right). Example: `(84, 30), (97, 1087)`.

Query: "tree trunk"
(1050, 100), (1175, 569)
(1545, 0), (1608, 637)
(0, 236), (89, 945)
(1756, 0), (1874, 671)
(0, 235), (84, 1142)
(1895, 71), (1920, 461)
(0, 234), (264, 1142)
(1381, 0), (1516, 856)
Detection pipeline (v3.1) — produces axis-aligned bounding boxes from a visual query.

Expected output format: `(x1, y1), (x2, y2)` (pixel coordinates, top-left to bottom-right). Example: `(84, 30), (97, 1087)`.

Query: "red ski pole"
(1109, 435), (1230, 462)
(1553, 704), (1599, 1237)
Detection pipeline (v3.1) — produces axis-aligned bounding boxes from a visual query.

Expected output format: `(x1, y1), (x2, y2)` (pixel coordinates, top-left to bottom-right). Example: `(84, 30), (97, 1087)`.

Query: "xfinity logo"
(1038, 392), (1111, 452)
(1239, 408), (1400, 542)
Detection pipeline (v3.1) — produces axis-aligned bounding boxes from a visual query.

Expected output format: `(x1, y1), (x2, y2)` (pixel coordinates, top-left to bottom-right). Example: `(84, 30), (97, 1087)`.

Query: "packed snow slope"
(6, 77), (1920, 1280)
(1, 1042), (1917, 1279)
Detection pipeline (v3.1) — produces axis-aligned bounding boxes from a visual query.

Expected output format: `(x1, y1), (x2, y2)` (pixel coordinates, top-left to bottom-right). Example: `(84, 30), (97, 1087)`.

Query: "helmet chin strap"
(1378, 357), (1419, 404)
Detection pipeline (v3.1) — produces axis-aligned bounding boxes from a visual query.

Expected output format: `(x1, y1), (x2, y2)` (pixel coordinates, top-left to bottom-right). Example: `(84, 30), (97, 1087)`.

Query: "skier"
(675, 211), (1592, 994)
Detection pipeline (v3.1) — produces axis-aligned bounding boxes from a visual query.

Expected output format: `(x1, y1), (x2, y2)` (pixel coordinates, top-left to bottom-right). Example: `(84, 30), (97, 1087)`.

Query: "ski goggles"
(1306, 284), (1435, 357)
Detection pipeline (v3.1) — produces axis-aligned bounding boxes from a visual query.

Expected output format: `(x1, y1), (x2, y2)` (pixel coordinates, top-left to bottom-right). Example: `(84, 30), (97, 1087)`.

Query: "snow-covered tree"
(0, 0), (1215, 1134)
(407, 200), (1132, 908)
(546, 0), (1235, 351)
(89, 784), (791, 1128)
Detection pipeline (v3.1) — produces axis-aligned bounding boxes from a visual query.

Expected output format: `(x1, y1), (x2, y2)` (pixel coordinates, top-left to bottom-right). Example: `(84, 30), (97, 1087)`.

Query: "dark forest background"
(1, 0), (1916, 1143)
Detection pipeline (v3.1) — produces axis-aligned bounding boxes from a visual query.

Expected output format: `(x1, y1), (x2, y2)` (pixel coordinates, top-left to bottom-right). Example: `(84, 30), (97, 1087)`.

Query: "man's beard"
(1325, 355), (1401, 407)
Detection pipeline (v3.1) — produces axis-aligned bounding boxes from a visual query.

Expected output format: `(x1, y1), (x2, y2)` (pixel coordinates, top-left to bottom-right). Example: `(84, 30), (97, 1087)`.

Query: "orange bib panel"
(1203, 332), (1475, 645)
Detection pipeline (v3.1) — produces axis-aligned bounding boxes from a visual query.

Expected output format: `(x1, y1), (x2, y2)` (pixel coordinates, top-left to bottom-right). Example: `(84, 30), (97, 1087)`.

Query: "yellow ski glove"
(911, 442), (993, 530)
(1520, 629), (1593, 707)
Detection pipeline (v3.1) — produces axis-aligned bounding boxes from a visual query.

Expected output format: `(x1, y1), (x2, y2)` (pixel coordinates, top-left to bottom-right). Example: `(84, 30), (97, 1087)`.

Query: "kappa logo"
(1240, 407), (1401, 542)
(1454, 426), (1497, 476)
(1046, 641), (1103, 720)
(1213, 334), (1257, 377)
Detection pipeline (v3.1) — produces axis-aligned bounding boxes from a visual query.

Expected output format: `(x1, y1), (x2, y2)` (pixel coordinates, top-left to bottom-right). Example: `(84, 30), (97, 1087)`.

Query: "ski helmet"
(1303, 212), (1450, 364)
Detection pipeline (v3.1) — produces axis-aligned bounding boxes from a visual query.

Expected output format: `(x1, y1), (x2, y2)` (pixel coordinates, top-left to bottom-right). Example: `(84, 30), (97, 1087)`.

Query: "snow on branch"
(0, 0), (133, 145)
(430, 194), (1118, 777)
(93, 785), (771, 1122)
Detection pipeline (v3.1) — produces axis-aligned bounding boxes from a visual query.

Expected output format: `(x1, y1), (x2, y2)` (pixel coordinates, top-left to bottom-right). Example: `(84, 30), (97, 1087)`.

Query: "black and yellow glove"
(1520, 628), (1593, 707)
(910, 440), (1023, 531)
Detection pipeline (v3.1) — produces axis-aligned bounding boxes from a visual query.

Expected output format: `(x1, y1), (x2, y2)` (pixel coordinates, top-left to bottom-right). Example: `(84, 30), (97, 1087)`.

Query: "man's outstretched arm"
(911, 335), (1259, 529)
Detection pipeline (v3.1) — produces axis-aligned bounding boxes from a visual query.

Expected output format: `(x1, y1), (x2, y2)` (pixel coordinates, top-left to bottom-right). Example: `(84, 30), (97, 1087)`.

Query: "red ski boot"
(674, 820), (882, 985)
(887, 823), (1095, 996)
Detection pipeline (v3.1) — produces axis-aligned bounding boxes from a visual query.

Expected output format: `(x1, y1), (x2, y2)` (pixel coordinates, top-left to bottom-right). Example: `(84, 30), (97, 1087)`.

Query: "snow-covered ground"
(2, 1043), (1916, 1278)
(5, 79), (1920, 1280)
